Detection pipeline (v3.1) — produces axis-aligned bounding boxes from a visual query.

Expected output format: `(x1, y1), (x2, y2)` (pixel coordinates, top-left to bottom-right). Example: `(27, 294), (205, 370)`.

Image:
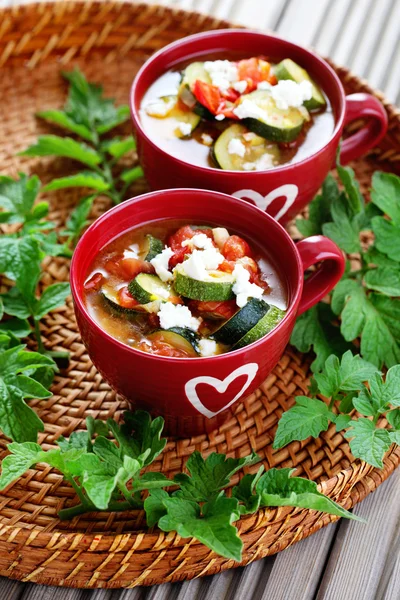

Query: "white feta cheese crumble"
(157, 302), (201, 332)
(242, 152), (275, 172)
(227, 138), (246, 158)
(176, 121), (192, 136)
(232, 264), (264, 308)
(204, 60), (239, 93)
(198, 338), (218, 357)
(179, 247), (224, 281)
(123, 243), (140, 260)
(271, 79), (313, 110)
(182, 233), (215, 251)
(212, 227), (230, 249)
(215, 113), (225, 121)
(153, 286), (170, 300)
(150, 247), (174, 282)
(145, 97), (175, 117)
(201, 133), (214, 146)
(233, 80), (248, 94)
(257, 81), (272, 91)
(233, 99), (266, 121)
(242, 132), (257, 142)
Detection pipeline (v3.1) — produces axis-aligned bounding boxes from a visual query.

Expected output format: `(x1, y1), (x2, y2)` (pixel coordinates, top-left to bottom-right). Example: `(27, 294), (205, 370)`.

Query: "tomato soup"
(84, 221), (287, 358)
(139, 55), (334, 171)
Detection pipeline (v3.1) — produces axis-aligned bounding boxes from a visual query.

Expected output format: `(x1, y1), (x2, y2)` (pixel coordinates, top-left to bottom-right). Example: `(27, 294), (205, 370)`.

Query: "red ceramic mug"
(130, 29), (388, 224)
(71, 189), (345, 438)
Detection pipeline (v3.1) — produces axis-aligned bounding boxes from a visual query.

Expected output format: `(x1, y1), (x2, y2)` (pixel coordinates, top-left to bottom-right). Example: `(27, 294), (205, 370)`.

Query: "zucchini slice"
(274, 59), (326, 111)
(239, 90), (305, 143)
(174, 267), (235, 301)
(128, 273), (173, 305)
(179, 62), (214, 119)
(213, 124), (280, 171)
(101, 286), (160, 314)
(143, 234), (163, 261)
(147, 328), (199, 357)
(214, 298), (270, 345)
(233, 306), (286, 349)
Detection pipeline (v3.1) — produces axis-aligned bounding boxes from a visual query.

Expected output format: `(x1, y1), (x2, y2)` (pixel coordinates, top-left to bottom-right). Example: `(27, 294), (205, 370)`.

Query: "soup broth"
(84, 220), (288, 358)
(139, 54), (335, 170)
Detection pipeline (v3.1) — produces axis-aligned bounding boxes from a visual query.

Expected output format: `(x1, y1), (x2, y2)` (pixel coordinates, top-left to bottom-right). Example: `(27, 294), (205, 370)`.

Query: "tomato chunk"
(237, 58), (276, 92)
(84, 272), (104, 291)
(168, 225), (214, 268)
(193, 80), (223, 115)
(190, 300), (238, 321)
(222, 235), (252, 261)
(118, 286), (140, 309)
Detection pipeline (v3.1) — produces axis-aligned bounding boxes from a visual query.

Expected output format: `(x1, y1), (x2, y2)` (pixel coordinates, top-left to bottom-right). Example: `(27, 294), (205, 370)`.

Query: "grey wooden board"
(0, 0), (399, 598)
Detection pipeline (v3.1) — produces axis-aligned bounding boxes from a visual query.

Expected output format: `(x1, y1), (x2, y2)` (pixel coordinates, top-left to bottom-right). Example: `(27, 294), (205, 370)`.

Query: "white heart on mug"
(232, 184), (299, 221)
(184, 363), (259, 419)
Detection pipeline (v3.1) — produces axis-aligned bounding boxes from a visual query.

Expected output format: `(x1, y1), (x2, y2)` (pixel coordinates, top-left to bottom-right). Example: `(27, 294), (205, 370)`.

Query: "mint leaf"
(0, 318), (31, 337)
(256, 468), (362, 521)
(0, 236), (42, 303)
(0, 174), (41, 224)
(371, 216), (400, 262)
(113, 410), (166, 466)
(93, 435), (123, 469)
(313, 351), (378, 398)
(62, 195), (94, 246)
(33, 282), (71, 320)
(120, 166), (144, 186)
(296, 174), (339, 237)
(9, 375), (51, 399)
(273, 396), (333, 449)
(159, 494), (243, 561)
(86, 415), (109, 439)
(144, 489), (169, 527)
(370, 171), (400, 223)
(0, 441), (42, 489)
(232, 467), (264, 514)
(345, 419), (391, 468)
(21, 135), (101, 168)
(336, 164), (364, 214)
(43, 172), (109, 192)
(364, 266), (400, 296)
(102, 137), (135, 160)
(333, 413), (352, 431)
(37, 110), (94, 142)
(0, 380), (44, 442)
(387, 409), (400, 429)
(57, 430), (89, 452)
(290, 303), (353, 372)
(322, 194), (362, 253)
(174, 451), (259, 502)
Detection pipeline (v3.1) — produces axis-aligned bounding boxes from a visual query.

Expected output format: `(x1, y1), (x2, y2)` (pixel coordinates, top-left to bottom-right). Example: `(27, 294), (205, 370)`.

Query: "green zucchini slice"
(233, 306), (286, 349)
(179, 62), (214, 119)
(143, 235), (163, 261)
(214, 298), (270, 345)
(147, 328), (199, 357)
(128, 273), (173, 305)
(239, 90), (305, 143)
(174, 267), (235, 301)
(101, 286), (160, 314)
(274, 59), (326, 111)
(213, 124), (280, 171)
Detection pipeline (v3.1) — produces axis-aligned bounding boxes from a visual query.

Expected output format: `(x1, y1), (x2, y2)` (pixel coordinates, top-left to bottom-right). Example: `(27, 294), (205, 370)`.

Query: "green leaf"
(120, 166), (144, 186)
(0, 346), (55, 377)
(109, 410), (166, 467)
(33, 282), (70, 320)
(0, 380), (44, 442)
(364, 266), (400, 296)
(336, 163), (364, 215)
(132, 472), (173, 492)
(0, 318), (31, 338)
(174, 450), (259, 502)
(371, 216), (400, 263)
(102, 136), (136, 160)
(365, 248), (399, 268)
(62, 195), (94, 244)
(57, 430), (89, 452)
(296, 175), (339, 237)
(273, 396), (333, 449)
(144, 489), (169, 527)
(0, 441), (42, 489)
(387, 409), (400, 429)
(0, 174), (41, 224)
(256, 468), (362, 521)
(231, 466), (264, 514)
(159, 493), (243, 561)
(96, 105), (130, 134)
(21, 136), (101, 168)
(344, 419), (391, 468)
(290, 304), (353, 373)
(37, 110), (94, 142)
(332, 279), (400, 368)
(93, 436), (123, 470)
(82, 468), (120, 509)
(370, 171), (400, 224)
(322, 194), (362, 253)
(10, 375), (52, 399)
(389, 430), (400, 444)
(86, 415), (109, 439)
(43, 172), (109, 192)
(313, 351), (378, 398)
(0, 236), (42, 303)
(333, 413), (352, 431)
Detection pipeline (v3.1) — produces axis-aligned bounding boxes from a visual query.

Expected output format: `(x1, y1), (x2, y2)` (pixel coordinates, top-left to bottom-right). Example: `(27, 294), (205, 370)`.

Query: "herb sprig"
(0, 409), (360, 561)
(274, 351), (400, 468)
(293, 168), (400, 371)
(22, 69), (143, 204)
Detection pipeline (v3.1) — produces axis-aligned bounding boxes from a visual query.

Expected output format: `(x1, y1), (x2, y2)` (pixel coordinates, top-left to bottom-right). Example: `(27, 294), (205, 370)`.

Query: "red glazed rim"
(70, 189), (303, 363)
(130, 29), (346, 175)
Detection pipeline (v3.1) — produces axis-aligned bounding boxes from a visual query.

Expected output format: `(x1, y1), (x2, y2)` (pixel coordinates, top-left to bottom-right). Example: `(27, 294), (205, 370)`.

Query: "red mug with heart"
(71, 189), (345, 437)
(130, 29), (387, 224)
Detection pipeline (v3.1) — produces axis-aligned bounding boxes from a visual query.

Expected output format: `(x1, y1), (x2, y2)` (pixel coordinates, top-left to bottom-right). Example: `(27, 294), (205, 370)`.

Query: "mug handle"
(297, 236), (345, 315)
(340, 93), (388, 164)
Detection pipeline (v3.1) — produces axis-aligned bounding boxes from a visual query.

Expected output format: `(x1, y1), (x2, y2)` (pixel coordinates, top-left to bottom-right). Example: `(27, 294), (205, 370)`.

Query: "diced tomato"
(190, 300), (238, 321)
(219, 259), (235, 274)
(150, 342), (193, 358)
(252, 272), (270, 291)
(222, 88), (240, 102)
(147, 313), (160, 329)
(222, 235), (252, 261)
(104, 254), (124, 276)
(84, 272), (104, 291)
(168, 225), (214, 268)
(237, 58), (276, 92)
(118, 286), (140, 309)
(168, 225), (196, 250)
(193, 80), (222, 115)
(119, 258), (155, 279)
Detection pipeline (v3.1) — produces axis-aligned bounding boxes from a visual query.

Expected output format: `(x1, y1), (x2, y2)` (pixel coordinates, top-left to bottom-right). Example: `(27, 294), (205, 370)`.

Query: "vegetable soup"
(139, 55), (334, 171)
(84, 221), (287, 358)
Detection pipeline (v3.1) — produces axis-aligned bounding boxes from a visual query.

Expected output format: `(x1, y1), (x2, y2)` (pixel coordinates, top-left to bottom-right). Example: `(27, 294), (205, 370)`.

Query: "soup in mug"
(140, 55), (335, 171)
(84, 221), (287, 358)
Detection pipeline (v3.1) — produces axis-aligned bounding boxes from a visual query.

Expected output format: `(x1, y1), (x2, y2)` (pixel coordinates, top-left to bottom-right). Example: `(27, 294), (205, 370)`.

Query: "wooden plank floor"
(0, 0), (399, 598)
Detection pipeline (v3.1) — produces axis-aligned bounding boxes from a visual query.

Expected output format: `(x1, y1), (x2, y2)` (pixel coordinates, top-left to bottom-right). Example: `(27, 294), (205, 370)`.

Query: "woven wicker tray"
(0, 1), (399, 589)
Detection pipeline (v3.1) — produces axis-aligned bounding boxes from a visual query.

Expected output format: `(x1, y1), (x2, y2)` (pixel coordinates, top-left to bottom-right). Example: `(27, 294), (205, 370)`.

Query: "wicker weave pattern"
(0, 1), (399, 588)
